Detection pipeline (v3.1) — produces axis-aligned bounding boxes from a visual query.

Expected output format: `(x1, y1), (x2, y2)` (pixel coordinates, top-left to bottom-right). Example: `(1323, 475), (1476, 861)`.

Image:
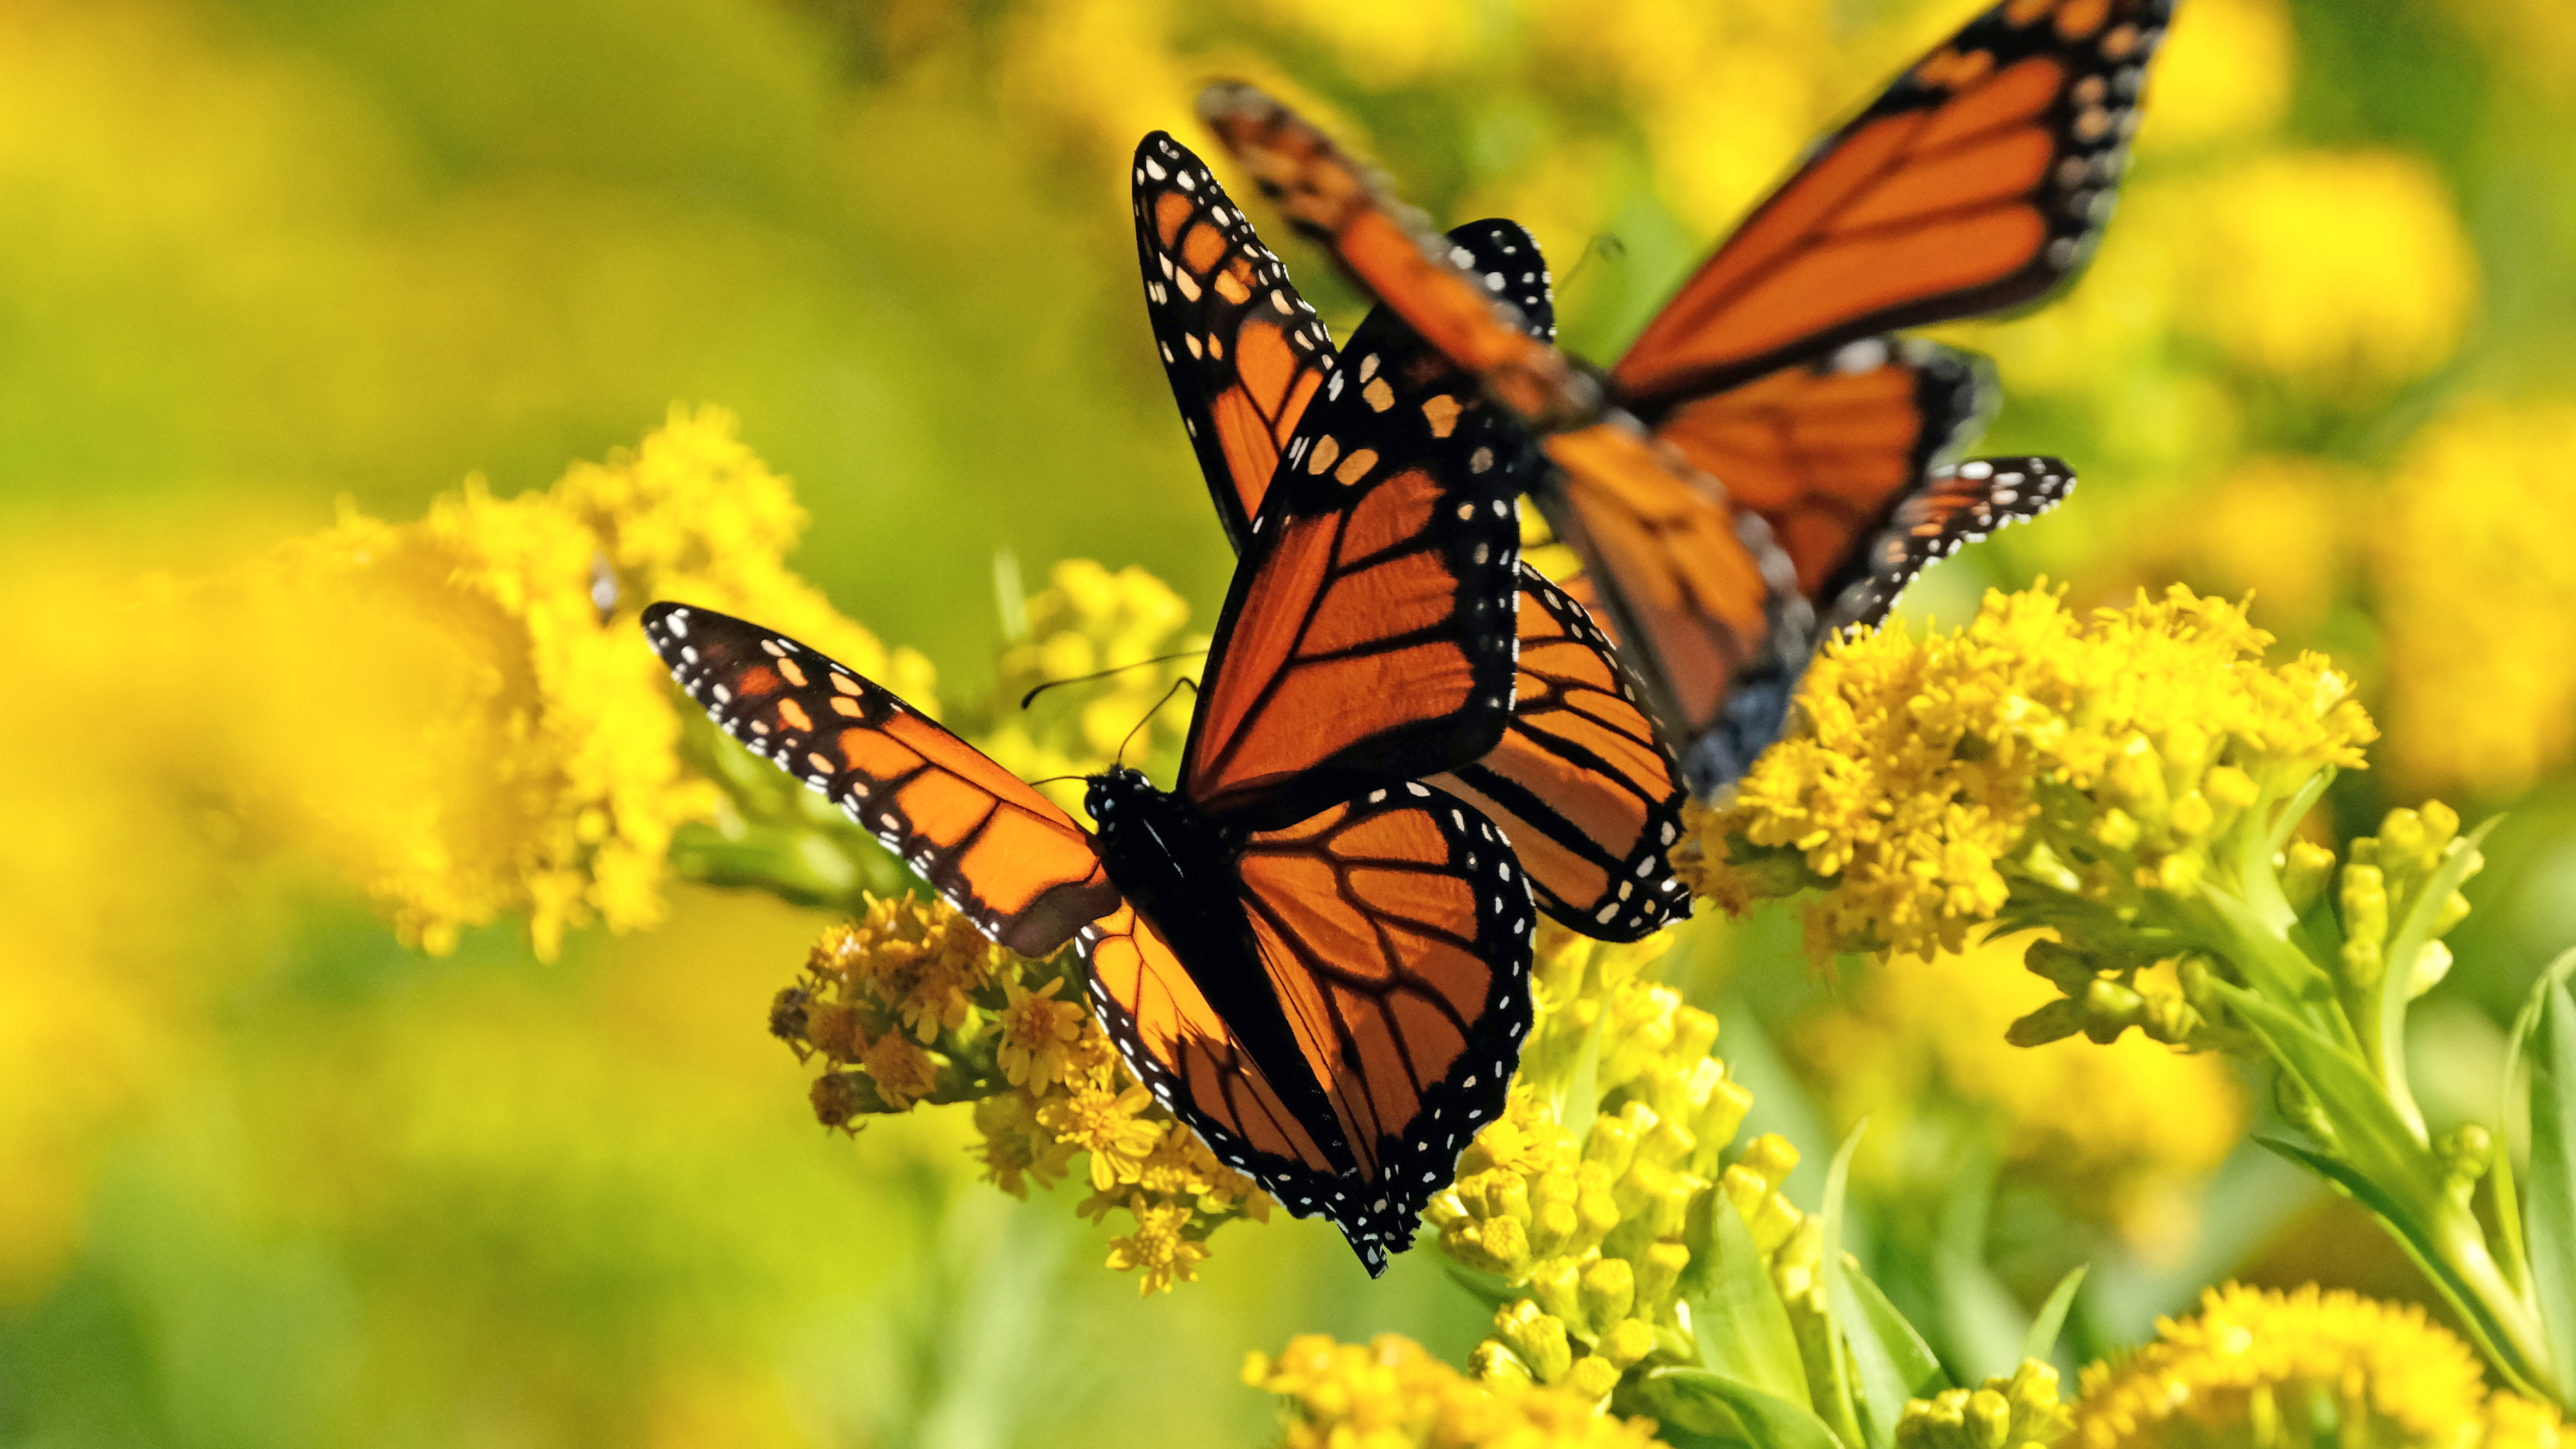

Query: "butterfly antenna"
(1020, 650), (1208, 711)
(1114, 676), (1201, 769)
(1559, 231), (1627, 294)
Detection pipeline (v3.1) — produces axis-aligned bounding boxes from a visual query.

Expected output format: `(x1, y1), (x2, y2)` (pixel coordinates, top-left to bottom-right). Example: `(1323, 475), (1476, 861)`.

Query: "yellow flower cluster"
(1427, 924), (1804, 1403)
(1793, 930), (2245, 1246)
(773, 893), (1269, 1294)
(1899, 1360), (2074, 1449)
(2373, 401), (2576, 798)
(974, 557), (1203, 819)
(2161, 152), (2477, 392)
(1682, 585), (2377, 966)
(117, 406), (919, 961)
(2063, 1284), (2565, 1449)
(1245, 1333), (1670, 1449)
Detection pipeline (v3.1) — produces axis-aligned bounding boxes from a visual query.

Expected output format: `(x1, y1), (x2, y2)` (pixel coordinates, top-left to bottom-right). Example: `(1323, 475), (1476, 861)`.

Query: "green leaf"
(2209, 979), (2438, 1198)
(2526, 980), (2576, 1389)
(2496, 947), (2576, 1303)
(1643, 1368), (1847, 1449)
(1814, 1123), (1871, 1449)
(2255, 1135), (2549, 1401)
(1932, 1247), (2030, 1383)
(2020, 1266), (2089, 1366)
(1841, 1261), (1950, 1408)
(1694, 1190), (1809, 1406)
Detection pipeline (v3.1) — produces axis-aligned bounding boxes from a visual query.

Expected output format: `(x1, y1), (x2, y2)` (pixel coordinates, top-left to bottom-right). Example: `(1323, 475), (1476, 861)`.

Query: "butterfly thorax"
(1084, 767), (1247, 940)
(1083, 767), (1359, 1175)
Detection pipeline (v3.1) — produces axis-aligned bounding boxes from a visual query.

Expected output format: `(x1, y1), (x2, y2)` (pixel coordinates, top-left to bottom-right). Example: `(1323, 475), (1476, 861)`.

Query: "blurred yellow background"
(2, 0), (2570, 1442)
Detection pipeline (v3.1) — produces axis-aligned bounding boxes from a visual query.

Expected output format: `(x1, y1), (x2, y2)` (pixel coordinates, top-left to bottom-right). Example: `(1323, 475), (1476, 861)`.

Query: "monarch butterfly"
(644, 296), (1540, 1276)
(1134, 130), (1689, 941)
(1199, 0), (2147, 790)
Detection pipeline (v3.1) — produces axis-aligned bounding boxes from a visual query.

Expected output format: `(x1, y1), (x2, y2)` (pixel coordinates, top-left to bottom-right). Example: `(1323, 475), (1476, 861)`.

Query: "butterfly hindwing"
(1821, 453), (2077, 633)
(1231, 780), (1534, 1270)
(1613, 0), (2175, 406)
(643, 603), (1120, 957)
(1435, 568), (1689, 941)
(1651, 336), (1996, 603)
(1179, 306), (1526, 830)
(1135, 131), (1338, 549)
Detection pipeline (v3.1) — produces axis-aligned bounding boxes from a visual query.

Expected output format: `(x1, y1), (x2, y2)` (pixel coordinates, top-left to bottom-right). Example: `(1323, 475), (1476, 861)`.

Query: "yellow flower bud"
(1601, 1317), (1658, 1370)
(2168, 789), (2214, 839)
(1532, 1260), (1585, 1327)
(1580, 1257), (1636, 1329)
(2408, 939), (2454, 998)
(2282, 839), (2337, 912)
(1470, 1337), (1534, 1385)
(1566, 1353), (1624, 1401)
(1496, 1300), (1573, 1384)
(1635, 1240), (1690, 1312)
(2204, 765), (2259, 810)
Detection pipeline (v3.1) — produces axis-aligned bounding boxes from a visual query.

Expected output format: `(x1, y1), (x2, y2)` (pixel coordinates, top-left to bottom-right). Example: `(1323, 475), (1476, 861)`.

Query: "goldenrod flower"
(996, 974), (1087, 1093)
(2065, 1284), (2563, 1449)
(971, 1092), (1077, 1198)
(1042, 1081), (1163, 1192)
(1245, 1333), (1670, 1449)
(1427, 923), (1798, 1403)
(1106, 1201), (1212, 1297)
(1685, 584), (2374, 968)
(2373, 401), (2576, 797)
(1793, 929), (2245, 1246)
(1902, 1360), (2073, 1449)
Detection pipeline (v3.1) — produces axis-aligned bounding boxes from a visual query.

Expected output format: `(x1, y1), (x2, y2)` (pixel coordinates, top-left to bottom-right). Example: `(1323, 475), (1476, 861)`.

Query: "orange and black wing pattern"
(1179, 303), (1526, 830)
(1435, 568), (1689, 941)
(1134, 132), (1338, 548)
(1613, 0), (2176, 408)
(1195, 83), (1821, 795)
(1820, 454), (2077, 633)
(1228, 782), (1533, 1272)
(643, 603), (1121, 958)
(1077, 901), (1350, 1188)
(1652, 336), (1993, 602)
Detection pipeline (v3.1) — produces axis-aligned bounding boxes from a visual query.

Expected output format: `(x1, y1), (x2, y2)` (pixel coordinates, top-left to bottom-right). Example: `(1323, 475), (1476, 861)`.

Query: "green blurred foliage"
(1, 0), (2569, 1441)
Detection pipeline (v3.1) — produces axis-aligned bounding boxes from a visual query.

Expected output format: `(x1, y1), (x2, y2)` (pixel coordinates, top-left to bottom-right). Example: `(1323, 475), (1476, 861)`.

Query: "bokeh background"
(2, 0), (2571, 1443)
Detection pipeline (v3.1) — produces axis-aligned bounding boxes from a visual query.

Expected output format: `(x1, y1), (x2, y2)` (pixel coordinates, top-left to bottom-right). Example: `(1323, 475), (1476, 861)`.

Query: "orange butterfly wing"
(1134, 132), (1337, 547)
(643, 603), (1120, 957)
(1077, 902), (1343, 1180)
(1179, 308), (1525, 830)
(1652, 337), (1993, 601)
(1435, 568), (1688, 941)
(1228, 783), (1531, 1269)
(1196, 84), (1821, 792)
(1614, 0), (2175, 405)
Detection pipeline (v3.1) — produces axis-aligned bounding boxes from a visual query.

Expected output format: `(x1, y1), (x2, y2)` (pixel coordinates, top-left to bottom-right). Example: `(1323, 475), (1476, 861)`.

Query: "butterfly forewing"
(1134, 132), (1339, 548)
(1231, 781), (1534, 1272)
(1821, 454), (2077, 633)
(1435, 569), (1688, 941)
(1613, 0), (2175, 405)
(1179, 307), (1526, 830)
(643, 603), (1120, 957)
